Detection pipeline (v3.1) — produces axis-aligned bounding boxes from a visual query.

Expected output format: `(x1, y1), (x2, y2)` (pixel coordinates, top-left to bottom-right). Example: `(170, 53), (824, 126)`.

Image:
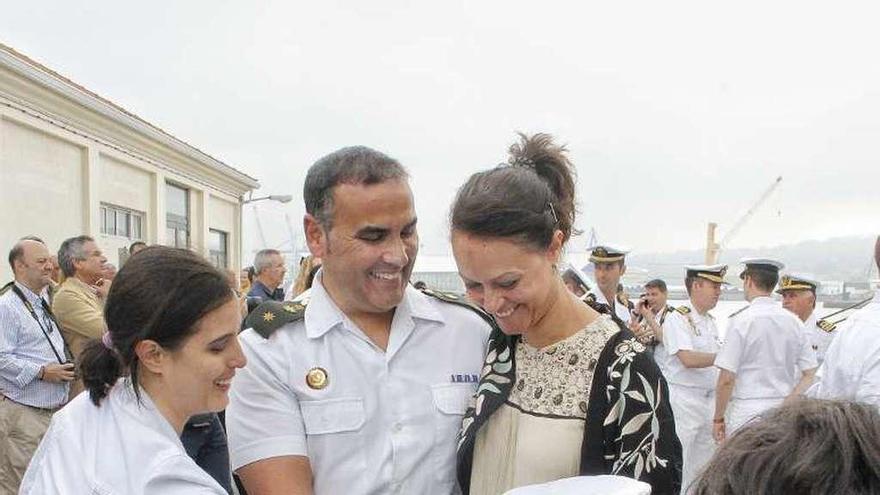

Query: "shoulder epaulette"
(245, 300), (307, 339)
(618, 293), (634, 310)
(675, 305), (691, 315)
(584, 292), (597, 304)
(419, 288), (495, 327)
(728, 305), (749, 319)
(0, 280), (13, 296)
(817, 319), (837, 333)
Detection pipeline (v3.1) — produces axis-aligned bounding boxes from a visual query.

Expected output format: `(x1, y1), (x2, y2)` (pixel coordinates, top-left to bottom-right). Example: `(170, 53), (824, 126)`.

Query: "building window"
(209, 229), (228, 269)
(100, 203), (145, 240)
(166, 182), (189, 248)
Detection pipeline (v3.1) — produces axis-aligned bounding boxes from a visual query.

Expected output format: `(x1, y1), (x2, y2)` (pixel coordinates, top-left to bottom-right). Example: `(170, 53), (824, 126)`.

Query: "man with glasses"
(0, 237), (73, 492)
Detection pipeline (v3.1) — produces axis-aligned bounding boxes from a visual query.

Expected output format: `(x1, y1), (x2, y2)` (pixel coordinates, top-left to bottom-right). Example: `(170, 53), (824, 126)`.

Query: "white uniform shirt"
(594, 290), (631, 324)
(715, 296), (818, 399)
(655, 301), (720, 390)
(20, 380), (226, 494)
(802, 310), (837, 365)
(226, 277), (491, 495)
(810, 292), (880, 407)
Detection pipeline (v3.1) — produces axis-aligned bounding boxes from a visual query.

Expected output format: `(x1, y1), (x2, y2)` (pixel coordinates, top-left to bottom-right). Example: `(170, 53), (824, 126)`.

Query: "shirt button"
(392, 423), (402, 433)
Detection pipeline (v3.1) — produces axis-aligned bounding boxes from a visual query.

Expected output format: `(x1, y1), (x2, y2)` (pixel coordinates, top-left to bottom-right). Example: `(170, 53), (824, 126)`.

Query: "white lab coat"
(20, 380), (226, 495)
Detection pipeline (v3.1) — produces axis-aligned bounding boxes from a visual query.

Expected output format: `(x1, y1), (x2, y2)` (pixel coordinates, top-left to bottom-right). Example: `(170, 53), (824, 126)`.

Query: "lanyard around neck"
(10, 284), (67, 364)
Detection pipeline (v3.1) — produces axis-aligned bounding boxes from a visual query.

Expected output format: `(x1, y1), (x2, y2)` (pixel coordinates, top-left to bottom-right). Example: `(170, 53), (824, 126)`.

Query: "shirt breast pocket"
(300, 397), (366, 435)
(431, 383), (475, 483)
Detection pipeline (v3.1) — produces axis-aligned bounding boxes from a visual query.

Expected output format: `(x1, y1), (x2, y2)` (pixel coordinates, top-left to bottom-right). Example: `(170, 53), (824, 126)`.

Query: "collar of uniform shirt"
(303, 276), (444, 340)
(750, 295), (776, 305)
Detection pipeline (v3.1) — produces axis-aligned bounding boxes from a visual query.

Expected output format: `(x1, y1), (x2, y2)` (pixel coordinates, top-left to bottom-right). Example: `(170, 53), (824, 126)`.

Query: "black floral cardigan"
(455, 321), (683, 495)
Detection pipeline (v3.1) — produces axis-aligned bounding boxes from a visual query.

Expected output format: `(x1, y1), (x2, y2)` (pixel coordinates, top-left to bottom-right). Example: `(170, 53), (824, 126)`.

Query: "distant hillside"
(624, 235), (877, 284)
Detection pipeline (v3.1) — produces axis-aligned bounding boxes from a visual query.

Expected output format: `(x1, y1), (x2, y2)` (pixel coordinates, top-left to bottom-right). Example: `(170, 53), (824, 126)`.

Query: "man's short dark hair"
(645, 279), (667, 293)
(304, 146), (408, 228)
(129, 241), (147, 255)
(58, 235), (95, 278)
(745, 267), (779, 292)
(8, 235), (46, 270)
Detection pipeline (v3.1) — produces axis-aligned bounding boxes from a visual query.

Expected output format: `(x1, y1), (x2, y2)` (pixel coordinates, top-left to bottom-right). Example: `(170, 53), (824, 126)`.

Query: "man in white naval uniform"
(585, 245), (634, 324)
(778, 274), (837, 366)
(226, 146), (492, 495)
(654, 265), (725, 494)
(810, 236), (880, 408)
(713, 259), (818, 443)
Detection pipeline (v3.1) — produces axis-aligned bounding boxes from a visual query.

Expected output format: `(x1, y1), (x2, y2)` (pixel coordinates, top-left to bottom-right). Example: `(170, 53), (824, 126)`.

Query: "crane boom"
(705, 175), (782, 264)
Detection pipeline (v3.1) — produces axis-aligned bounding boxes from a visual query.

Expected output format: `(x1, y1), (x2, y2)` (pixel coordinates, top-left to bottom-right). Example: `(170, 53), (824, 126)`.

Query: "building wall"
(0, 97), (249, 281)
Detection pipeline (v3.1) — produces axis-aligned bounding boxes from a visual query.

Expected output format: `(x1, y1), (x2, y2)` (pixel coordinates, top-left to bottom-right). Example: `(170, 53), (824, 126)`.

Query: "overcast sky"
(3, 1), (879, 261)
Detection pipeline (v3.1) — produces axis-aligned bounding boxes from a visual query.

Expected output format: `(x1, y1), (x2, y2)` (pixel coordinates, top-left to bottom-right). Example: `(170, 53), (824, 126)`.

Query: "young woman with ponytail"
(450, 133), (682, 495)
(20, 246), (246, 494)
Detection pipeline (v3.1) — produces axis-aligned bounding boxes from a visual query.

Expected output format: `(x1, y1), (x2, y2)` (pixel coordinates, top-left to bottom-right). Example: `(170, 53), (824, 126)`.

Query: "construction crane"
(705, 176), (783, 264)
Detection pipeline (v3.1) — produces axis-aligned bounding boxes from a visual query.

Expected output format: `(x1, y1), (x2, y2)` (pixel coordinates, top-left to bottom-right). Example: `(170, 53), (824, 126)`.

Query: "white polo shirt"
(20, 380), (226, 494)
(655, 301), (720, 390)
(810, 292), (880, 407)
(226, 278), (491, 495)
(715, 296), (817, 400)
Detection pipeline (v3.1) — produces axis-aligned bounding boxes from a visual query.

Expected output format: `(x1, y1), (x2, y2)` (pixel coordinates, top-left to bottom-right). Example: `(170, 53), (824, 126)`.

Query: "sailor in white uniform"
(585, 245), (634, 324)
(809, 237), (880, 408)
(654, 265), (725, 494)
(713, 259), (818, 442)
(777, 274), (837, 366)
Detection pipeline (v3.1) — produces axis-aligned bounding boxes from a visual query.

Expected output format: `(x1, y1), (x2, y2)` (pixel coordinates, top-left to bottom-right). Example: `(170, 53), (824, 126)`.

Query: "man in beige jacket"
(52, 235), (109, 399)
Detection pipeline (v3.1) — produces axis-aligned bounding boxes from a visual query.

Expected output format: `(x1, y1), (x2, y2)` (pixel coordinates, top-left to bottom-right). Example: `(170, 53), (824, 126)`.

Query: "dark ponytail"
(79, 338), (123, 405)
(451, 132), (578, 249)
(80, 246), (233, 406)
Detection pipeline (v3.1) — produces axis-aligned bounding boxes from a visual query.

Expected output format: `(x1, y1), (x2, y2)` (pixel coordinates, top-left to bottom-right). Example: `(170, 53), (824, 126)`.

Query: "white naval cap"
(685, 263), (729, 284)
(563, 263), (592, 290)
(776, 273), (820, 293)
(738, 257), (785, 279)
(503, 475), (651, 495)
(589, 245), (631, 263)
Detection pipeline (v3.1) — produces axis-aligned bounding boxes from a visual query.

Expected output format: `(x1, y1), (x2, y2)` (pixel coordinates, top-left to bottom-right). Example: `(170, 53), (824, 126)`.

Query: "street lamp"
(242, 194), (293, 204)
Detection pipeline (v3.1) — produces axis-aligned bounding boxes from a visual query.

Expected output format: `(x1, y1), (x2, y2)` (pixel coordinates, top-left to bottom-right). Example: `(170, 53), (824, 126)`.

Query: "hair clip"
(547, 202), (559, 224)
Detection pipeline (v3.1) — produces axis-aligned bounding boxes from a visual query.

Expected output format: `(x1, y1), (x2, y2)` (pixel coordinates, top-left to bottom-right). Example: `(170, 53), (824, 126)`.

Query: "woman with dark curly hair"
(451, 133), (682, 495)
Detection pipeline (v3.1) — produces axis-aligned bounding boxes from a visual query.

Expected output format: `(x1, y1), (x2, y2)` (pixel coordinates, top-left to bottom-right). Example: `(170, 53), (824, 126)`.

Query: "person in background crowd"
(586, 245), (634, 324)
(631, 278), (674, 345)
(129, 241), (147, 256)
(0, 237), (72, 493)
(450, 133), (681, 495)
(48, 255), (61, 286)
(713, 258), (817, 442)
(247, 249), (286, 304)
(20, 246), (246, 494)
(778, 274), (837, 366)
(654, 265), (725, 494)
(239, 267), (253, 296)
(226, 145), (491, 495)
(809, 236), (880, 408)
(694, 399), (880, 495)
(287, 255), (321, 302)
(561, 263), (590, 298)
(52, 235), (109, 399)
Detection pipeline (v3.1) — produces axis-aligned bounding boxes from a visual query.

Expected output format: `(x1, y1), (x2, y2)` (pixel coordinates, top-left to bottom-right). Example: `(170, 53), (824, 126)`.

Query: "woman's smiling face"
(452, 231), (562, 335)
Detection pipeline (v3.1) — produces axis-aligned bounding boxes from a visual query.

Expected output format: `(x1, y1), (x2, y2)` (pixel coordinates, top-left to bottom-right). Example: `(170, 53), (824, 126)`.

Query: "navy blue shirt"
(247, 280), (284, 303)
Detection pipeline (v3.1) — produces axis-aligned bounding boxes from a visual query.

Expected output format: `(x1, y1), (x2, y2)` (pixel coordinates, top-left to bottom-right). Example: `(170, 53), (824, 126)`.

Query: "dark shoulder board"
(583, 292), (611, 315)
(675, 305), (691, 315)
(419, 288), (495, 327)
(245, 300), (306, 339)
(0, 281), (13, 296)
(817, 319), (837, 333)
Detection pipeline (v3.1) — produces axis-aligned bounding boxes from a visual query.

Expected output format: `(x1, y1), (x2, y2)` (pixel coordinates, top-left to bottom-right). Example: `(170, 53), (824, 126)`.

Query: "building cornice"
(0, 43), (259, 196)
